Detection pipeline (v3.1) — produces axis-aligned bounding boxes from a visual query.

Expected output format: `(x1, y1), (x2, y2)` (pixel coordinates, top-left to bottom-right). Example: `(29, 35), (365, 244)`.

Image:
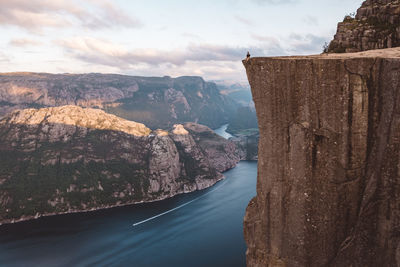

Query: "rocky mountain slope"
(226, 106), (258, 135)
(0, 106), (241, 225)
(214, 81), (253, 106)
(227, 106), (259, 161)
(243, 48), (400, 266)
(328, 0), (400, 52)
(0, 73), (238, 129)
(230, 134), (258, 161)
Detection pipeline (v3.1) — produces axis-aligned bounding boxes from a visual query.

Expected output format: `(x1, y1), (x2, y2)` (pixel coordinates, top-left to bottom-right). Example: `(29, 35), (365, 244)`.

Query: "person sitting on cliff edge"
(246, 51), (250, 61)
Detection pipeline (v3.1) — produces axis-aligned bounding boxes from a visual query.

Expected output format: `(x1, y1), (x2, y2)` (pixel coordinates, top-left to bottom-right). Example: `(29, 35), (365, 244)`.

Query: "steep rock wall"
(243, 48), (400, 266)
(328, 0), (400, 53)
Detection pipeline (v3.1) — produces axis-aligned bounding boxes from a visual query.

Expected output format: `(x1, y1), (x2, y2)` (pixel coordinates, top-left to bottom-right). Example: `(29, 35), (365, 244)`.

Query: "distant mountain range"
(227, 106), (259, 161)
(0, 73), (259, 224)
(213, 80), (253, 106)
(0, 73), (239, 129)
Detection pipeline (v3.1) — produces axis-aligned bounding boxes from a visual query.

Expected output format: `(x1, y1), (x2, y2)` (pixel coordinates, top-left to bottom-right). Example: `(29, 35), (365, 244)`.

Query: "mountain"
(226, 106), (258, 136)
(213, 81), (259, 161)
(243, 47), (400, 266)
(328, 0), (400, 53)
(0, 105), (241, 225)
(0, 73), (239, 129)
(226, 106), (259, 161)
(214, 80), (253, 106)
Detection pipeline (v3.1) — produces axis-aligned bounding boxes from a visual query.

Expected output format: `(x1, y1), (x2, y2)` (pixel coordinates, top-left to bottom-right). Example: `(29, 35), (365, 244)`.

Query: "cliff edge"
(243, 48), (400, 266)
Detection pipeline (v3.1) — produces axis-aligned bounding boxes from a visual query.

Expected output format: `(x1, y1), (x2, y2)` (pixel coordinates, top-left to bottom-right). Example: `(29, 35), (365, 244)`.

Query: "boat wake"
(132, 180), (227, 227)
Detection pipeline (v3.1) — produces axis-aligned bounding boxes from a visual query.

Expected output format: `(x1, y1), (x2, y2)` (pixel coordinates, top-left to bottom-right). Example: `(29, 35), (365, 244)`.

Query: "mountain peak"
(2, 105), (152, 137)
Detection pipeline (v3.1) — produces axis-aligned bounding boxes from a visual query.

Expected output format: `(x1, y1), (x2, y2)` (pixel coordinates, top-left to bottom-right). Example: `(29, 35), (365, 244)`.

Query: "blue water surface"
(0, 125), (257, 267)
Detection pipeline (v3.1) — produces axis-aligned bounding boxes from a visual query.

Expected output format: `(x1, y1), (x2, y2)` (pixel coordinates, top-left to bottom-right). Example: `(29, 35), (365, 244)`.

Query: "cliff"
(227, 106), (259, 161)
(0, 106), (240, 225)
(243, 48), (400, 266)
(328, 0), (400, 53)
(231, 134), (258, 161)
(0, 73), (238, 129)
(227, 106), (258, 135)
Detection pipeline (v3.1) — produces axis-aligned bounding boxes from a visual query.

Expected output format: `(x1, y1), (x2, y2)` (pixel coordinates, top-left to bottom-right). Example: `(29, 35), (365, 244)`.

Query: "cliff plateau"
(0, 106), (241, 225)
(243, 48), (400, 266)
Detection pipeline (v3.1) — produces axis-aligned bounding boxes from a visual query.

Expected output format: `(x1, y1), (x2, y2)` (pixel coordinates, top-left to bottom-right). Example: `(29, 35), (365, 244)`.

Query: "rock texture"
(183, 122), (242, 171)
(243, 48), (400, 266)
(231, 134), (259, 161)
(0, 73), (238, 129)
(0, 106), (240, 225)
(226, 106), (259, 161)
(227, 106), (258, 135)
(328, 0), (400, 53)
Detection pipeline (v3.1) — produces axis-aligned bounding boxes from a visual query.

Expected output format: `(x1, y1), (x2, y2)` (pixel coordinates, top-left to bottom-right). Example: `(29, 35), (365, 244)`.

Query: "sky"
(0, 0), (364, 82)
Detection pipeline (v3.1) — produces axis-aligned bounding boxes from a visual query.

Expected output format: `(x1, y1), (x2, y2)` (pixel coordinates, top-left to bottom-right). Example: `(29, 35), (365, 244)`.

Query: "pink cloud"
(0, 0), (142, 32)
(56, 37), (255, 67)
(9, 38), (43, 47)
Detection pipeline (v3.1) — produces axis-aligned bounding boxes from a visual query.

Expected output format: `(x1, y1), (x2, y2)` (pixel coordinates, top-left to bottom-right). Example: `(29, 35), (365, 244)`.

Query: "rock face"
(0, 73), (238, 129)
(328, 0), (400, 53)
(227, 106), (259, 161)
(227, 106), (258, 135)
(183, 122), (242, 171)
(0, 106), (240, 225)
(243, 48), (400, 266)
(231, 134), (259, 161)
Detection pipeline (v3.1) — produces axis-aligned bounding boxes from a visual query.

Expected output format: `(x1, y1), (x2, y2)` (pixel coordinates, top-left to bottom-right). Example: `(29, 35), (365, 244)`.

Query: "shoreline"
(0, 120), (257, 227)
(0, 168), (231, 227)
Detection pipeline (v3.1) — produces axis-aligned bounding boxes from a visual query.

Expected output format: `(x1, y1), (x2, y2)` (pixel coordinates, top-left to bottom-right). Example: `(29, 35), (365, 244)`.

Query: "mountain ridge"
(0, 72), (239, 129)
(0, 105), (242, 225)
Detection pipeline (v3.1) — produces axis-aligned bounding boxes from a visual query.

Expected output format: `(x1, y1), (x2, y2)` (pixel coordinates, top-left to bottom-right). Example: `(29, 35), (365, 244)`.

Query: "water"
(0, 126), (257, 267)
(213, 124), (233, 139)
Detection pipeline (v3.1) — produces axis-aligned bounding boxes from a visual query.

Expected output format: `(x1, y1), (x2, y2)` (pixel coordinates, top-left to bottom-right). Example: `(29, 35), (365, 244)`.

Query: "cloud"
(235, 15), (253, 26)
(54, 36), (268, 81)
(303, 15), (319, 26)
(124, 60), (249, 82)
(54, 33), (328, 81)
(80, 0), (142, 30)
(251, 33), (329, 55)
(9, 38), (43, 47)
(0, 52), (9, 62)
(251, 0), (298, 5)
(56, 37), (261, 67)
(251, 34), (286, 55)
(181, 32), (201, 39)
(287, 33), (328, 53)
(0, 0), (141, 32)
